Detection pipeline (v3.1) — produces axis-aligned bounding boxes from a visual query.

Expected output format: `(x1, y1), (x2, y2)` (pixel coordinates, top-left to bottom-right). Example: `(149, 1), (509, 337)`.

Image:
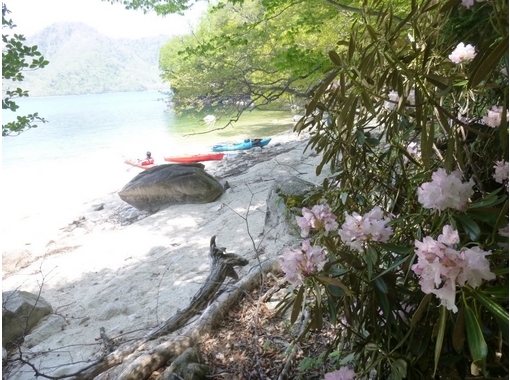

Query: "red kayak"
(124, 159), (156, 169)
(164, 152), (225, 164)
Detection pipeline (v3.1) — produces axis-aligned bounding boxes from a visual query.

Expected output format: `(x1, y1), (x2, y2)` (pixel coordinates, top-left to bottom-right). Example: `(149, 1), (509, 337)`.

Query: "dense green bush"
(279, 0), (508, 378)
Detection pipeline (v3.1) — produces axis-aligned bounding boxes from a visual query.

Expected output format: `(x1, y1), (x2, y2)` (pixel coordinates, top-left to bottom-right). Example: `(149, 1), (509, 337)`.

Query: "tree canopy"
(158, 0), (350, 113)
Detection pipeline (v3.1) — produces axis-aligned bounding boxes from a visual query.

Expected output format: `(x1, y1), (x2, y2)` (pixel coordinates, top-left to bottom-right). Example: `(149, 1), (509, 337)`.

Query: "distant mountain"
(17, 22), (170, 97)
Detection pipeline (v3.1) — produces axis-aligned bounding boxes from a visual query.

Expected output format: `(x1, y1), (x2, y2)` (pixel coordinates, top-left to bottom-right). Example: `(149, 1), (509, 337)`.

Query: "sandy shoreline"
(2, 128), (331, 379)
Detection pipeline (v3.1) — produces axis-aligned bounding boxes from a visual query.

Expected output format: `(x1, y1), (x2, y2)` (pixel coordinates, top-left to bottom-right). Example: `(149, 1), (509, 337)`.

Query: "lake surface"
(1, 91), (296, 230)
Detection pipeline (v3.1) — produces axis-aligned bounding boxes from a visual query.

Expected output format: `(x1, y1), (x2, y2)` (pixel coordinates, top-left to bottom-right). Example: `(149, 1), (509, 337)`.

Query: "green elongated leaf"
(411, 294), (432, 327)
(314, 280), (322, 307)
(452, 306), (465, 353)
(464, 303), (488, 366)
(469, 36), (509, 88)
(433, 306), (447, 377)
(468, 188), (505, 208)
(455, 214), (481, 241)
(316, 275), (353, 296)
(348, 33), (355, 62)
(372, 256), (409, 281)
(361, 90), (376, 115)
(466, 209), (500, 225)
(366, 24), (379, 42)
(380, 243), (414, 255)
(291, 285), (304, 324)
(313, 293), (323, 331)
(374, 276), (388, 294)
(327, 284), (343, 297)
(493, 267), (509, 275)
(424, 73), (450, 90)
(375, 285), (390, 318)
(482, 286), (509, 299)
(468, 287), (509, 328)
(327, 294), (337, 325)
(328, 50), (342, 66)
(365, 245), (378, 280)
(322, 268), (349, 277)
(338, 352), (356, 365)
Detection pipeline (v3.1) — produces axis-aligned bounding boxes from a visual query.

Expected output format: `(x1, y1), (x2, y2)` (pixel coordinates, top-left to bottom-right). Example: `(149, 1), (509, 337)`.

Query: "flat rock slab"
(118, 163), (224, 212)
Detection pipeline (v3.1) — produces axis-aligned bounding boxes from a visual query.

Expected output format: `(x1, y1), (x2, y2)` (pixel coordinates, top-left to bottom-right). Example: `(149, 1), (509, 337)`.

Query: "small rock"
(92, 203), (104, 211)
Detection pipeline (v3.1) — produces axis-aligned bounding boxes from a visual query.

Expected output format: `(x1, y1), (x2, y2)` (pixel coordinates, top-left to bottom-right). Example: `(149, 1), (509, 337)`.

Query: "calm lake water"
(1, 91), (296, 228)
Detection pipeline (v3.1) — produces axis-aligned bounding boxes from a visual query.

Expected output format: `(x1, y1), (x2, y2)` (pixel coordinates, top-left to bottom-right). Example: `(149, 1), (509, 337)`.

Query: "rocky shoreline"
(2, 129), (330, 379)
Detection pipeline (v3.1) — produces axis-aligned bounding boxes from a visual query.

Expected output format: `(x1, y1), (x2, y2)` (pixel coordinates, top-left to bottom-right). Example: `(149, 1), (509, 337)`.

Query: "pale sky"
(3, 0), (208, 39)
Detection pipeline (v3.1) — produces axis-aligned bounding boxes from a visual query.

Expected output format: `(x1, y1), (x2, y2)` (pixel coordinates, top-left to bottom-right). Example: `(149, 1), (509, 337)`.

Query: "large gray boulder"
(2, 290), (53, 346)
(264, 176), (319, 243)
(118, 163), (224, 212)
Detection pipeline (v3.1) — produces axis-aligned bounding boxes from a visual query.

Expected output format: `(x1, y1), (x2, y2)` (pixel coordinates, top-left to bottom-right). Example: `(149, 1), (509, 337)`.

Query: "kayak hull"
(164, 153), (225, 163)
(212, 138), (271, 152)
(124, 159), (155, 169)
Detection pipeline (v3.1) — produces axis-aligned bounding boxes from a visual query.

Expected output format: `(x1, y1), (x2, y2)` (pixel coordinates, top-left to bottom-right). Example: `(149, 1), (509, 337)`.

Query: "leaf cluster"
(2, 4), (48, 136)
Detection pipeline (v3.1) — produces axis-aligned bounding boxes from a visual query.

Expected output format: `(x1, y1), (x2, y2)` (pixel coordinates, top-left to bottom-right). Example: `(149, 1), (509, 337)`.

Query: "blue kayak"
(212, 138), (272, 152)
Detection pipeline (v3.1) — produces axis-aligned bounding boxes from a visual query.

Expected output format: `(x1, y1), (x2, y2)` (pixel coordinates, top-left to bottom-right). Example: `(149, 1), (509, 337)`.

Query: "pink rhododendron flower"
(280, 240), (327, 286)
(461, 0), (475, 8)
(324, 367), (356, 380)
(296, 204), (339, 238)
(461, 0), (485, 8)
(448, 42), (476, 64)
(482, 106), (509, 128)
(412, 225), (495, 312)
(493, 160), (509, 184)
(338, 206), (393, 252)
(417, 168), (474, 211)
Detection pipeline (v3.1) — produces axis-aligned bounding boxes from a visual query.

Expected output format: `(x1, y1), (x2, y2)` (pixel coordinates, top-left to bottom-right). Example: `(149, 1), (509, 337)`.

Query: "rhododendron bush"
(278, 0), (508, 378)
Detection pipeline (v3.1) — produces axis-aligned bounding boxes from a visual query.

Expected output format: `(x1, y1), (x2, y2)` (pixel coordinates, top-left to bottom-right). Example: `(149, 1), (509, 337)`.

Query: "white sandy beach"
(2, 128), (331, 379)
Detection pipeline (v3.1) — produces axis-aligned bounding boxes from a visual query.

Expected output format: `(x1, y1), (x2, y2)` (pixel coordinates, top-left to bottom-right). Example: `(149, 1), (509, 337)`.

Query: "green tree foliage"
(2, 4), (49, 136)
(159, 0), (348, 112)
(107, 0), (194, 15)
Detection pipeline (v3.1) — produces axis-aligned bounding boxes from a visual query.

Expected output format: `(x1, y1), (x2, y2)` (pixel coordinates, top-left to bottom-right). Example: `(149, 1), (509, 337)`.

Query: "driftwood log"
(73, 236), (277, 380)
(144, 235), (249, 341)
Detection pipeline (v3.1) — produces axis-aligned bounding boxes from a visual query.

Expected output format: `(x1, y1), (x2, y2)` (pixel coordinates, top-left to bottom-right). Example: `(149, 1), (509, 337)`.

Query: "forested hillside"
(18, 22), (169, 97)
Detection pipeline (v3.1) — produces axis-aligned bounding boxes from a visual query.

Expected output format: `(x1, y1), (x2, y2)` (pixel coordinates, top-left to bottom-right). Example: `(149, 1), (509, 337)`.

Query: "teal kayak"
(211, 138), (271, 152)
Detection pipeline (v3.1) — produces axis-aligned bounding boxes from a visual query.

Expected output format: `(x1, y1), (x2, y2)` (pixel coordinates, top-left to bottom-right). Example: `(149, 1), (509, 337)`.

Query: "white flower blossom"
(448, 42), (476, 64)
(338, 206), (393, 252)
(461, 0), (486, 8)
(461, 0), (475, 8)
(493, 160), (509, 184)
(280, 240), (327, 287)
(482, 106), (509, 128)
(412, 225), (495, 312)
(417, 168), (474, 211)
